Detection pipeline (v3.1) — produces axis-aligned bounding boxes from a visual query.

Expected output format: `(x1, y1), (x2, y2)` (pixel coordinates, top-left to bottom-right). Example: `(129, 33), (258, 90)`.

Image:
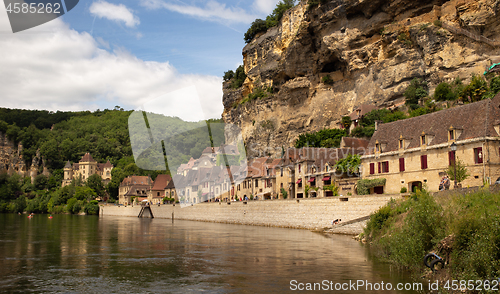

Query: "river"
(0, 214), (420, 293)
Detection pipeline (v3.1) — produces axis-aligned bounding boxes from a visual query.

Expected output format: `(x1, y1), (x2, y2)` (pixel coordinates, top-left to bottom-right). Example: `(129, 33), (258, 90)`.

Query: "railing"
(441, 22), (499, 47)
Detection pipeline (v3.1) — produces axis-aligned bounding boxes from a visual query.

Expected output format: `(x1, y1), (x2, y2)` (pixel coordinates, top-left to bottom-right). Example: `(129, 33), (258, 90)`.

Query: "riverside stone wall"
(100, 195), (400, 230)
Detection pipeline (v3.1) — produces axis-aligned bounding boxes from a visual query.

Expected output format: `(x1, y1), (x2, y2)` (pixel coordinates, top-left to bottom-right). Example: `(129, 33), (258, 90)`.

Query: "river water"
(0, 214), (420, 293)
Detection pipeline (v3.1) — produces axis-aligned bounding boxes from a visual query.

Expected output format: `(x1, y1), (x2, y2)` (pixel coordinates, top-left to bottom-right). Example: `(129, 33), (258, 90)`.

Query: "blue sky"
(0, 0), (282, 119)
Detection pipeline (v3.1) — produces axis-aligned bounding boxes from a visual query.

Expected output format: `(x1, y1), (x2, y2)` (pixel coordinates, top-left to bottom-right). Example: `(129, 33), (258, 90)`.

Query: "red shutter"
(421, 155), (428, 169)
(399, 158), (405, 172)
(448, 151), (455, 166)
(370, 163), (375, 175)
(378, 162), (381, 173)
(385, 161), (389, 173)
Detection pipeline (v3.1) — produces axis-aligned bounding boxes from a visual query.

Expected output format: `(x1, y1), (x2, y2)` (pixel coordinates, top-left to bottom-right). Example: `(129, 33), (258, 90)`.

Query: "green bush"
(350, 126), (375, 138)
(244, 1), (296, 43)
(400, 187), (407, 193)
(489, 76), (500, 95)
(357, 178), (386, 195)
(322, 75), (333, 85)
(434, 82), (457, 101)
(404, 78), (428, 107)
(280, 188), (288, 199)
(460, 75), (488, 102)
(223, 70), (234, 82)
(230, 65), (246, 89)
(84, 201), (99, 215)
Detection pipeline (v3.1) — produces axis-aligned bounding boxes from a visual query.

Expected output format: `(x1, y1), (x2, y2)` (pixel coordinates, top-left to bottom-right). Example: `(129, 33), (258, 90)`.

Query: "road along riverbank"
(100, 195), (400, 232)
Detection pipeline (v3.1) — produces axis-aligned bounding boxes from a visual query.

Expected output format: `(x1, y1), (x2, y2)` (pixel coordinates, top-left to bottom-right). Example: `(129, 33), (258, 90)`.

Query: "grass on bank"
(362, 188), (500, 281)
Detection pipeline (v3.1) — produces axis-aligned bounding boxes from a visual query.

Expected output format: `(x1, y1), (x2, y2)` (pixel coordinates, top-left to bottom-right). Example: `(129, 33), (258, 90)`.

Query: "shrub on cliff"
(404, 78), (428, 109)
(244, 0), (296, 44)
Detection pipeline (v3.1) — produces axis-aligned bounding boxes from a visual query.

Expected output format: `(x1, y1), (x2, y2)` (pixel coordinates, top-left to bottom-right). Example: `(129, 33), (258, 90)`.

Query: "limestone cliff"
(222, 0), (500, 157)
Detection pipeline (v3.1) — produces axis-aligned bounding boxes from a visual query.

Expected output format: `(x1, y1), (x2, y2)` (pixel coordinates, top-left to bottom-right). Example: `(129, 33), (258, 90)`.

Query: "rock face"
(222, 0), (500, 157)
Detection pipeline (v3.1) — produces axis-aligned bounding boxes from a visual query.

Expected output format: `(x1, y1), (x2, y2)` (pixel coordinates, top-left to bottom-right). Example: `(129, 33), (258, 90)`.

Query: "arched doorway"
(410, 181), (422, 192)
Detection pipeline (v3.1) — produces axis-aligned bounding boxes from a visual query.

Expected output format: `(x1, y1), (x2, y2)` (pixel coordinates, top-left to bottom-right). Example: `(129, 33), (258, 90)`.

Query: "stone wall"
(100, 195), (399, 230)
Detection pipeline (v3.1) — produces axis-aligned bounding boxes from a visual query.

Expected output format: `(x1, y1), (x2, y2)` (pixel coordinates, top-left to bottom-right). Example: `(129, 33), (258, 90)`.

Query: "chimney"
(375, 120), (382, 131)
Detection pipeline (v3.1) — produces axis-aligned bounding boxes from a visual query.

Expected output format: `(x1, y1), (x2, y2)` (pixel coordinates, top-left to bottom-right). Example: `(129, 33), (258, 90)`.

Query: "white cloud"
(140, 0), (257, 24)
(0, 11), (223, 120)
(89, 1), (140, 28)
(253, 0), (280, 14)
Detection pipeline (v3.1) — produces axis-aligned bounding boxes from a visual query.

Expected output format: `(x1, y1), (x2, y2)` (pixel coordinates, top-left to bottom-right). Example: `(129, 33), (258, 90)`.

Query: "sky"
(0, 0), (283, 120)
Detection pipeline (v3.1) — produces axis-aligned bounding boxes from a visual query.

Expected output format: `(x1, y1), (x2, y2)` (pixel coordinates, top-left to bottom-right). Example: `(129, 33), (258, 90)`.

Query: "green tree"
(460, 75), (488, 102)
(341, 116), (352, 130)
(244, 19), (267, 44)
(489, 76), (500, 95)
(33, 174), (48, 191)
(231, 65), (247, 89)
(434, 82), (457, 101)
(446, 158), (470, 183)
(404, 78), (428, 109)
(75, 186), (97, 201)
(86, 174), (105, 198)
(265, 0), (296, 28)
(223, 70), (234, 82)
(334, 154), (361, 175)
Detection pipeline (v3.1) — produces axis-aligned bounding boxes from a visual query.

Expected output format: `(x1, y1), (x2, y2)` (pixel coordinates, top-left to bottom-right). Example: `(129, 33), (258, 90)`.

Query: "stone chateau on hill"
(62, 153), (113, 187)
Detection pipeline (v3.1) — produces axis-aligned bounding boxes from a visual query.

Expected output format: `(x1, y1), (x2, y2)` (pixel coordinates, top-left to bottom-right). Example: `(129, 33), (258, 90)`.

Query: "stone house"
(150, 174), (172, 204)
(361, 94), (500, 194)
(118, 175), (152, 205)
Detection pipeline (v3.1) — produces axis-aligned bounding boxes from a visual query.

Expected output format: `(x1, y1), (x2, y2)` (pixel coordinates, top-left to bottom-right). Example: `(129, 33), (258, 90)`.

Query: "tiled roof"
(152, 174), (172, 191)
(368, 95), (500, 154)
(104, 160), (113, 168)
(340, 137), (370, 149)
(80, 152), (96, 163)
(120, 175), (152, 187)
(124, 185), (150, 196)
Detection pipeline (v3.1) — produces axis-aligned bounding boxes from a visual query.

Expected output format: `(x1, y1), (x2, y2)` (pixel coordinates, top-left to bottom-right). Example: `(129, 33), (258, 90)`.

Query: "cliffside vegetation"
(243, 0), (296, 44)
(362, 188), (500, 282)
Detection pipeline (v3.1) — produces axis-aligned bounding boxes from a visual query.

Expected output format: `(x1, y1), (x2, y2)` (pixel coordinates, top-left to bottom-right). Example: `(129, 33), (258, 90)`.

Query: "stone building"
(118, 175), (152, 205)
(361, 94), (500, 194)
(62, 153), (113, 187)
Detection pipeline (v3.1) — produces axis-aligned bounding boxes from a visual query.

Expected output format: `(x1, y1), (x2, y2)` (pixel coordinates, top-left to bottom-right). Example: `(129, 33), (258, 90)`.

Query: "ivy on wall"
(357, 178), (386, 195)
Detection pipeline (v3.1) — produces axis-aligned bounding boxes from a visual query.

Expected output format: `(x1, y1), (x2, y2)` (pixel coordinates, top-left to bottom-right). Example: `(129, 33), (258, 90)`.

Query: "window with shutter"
(421, 155), (428, 169)
(378, 162), (381, 173)
(370, 163), (375, 175)
(399, 158), (405, 172)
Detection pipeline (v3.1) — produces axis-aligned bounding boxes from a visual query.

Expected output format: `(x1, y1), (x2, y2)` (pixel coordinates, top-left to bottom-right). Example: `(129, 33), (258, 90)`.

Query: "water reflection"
(0, 214), (417, 293)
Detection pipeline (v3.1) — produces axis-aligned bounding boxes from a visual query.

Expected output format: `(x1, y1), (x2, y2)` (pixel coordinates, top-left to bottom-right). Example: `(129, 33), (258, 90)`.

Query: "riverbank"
(361, 185), (500, 283)
(100, 195), (400, 231)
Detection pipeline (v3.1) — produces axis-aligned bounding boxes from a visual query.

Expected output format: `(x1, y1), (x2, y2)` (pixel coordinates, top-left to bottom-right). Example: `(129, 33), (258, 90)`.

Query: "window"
(474, 147), (483, 164)
(298, 164), (301, 173)
(325, 165), (329, 172)
(399, 139), (404, 149)
(375, 143), (380, 153)
(421, 155), (428, 169)
(369, 163), (375, 175)
(255, 179), (258, 188)
(157, 192), (160, 196)
(280, 183), (283, 188)
(421, 135), (426, 145)
(266, 168), (270, 176)
(237, 184), (240, 191)
(280, 167), (283, 177)
(449, 130), (455, 140)
(399, 158), (405, 172)
(448, 151), (455, 166)
(381, 161), (389, 173)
